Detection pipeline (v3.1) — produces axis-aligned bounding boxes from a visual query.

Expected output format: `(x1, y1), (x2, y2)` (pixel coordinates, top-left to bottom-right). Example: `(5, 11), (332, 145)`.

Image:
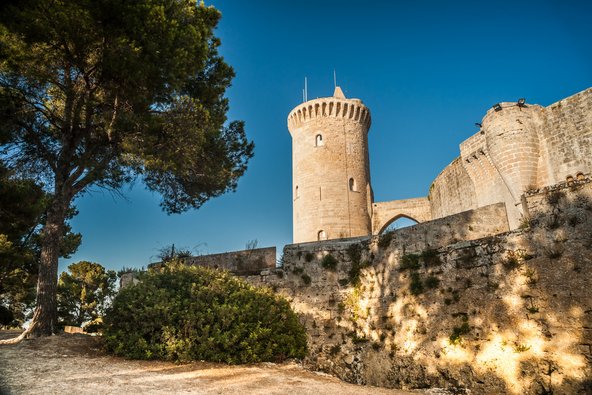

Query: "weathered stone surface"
(182, 246), (276, 275)
(246, 182), (592, 394)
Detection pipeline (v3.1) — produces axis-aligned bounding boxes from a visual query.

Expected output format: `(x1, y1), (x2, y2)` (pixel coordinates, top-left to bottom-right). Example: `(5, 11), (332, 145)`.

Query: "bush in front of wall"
(103, 262), (307, 364)
(321, 254), (338, 271)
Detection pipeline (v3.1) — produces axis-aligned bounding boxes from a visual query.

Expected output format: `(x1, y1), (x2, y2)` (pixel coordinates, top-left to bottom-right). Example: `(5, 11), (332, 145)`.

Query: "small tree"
(0, 165), (80, 325)
(57, 261), (116, 327)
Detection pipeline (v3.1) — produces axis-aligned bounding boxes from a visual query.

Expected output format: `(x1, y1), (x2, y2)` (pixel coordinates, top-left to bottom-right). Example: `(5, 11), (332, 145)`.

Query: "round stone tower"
(287, 87), (373, 243)
(481, 101), (544, 226)
(482, 102), (543, 200)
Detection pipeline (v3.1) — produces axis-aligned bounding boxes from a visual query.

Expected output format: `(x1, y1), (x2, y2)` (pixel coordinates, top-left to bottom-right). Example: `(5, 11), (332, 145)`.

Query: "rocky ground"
(0, 330), (422, 395)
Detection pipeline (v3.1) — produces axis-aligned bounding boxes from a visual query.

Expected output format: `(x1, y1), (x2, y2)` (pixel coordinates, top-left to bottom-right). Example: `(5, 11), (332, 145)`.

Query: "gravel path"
(0, 331), (417, 395)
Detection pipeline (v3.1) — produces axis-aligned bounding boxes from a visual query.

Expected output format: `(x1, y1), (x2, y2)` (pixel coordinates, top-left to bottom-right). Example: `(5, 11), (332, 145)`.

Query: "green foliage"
(513, 343), (531, 353)
(0, 166), (81, 324)
(502, 251), (521, 270)
(0, 304), (14, 326)
(346, 244), (362, 265)
(346, 260), (370, 287)
(424, 275), (440, 289)
(301, 273), (312, 286)
(349, 332), (369, 344)
(0, 0), (252, 333)
(0, 0), (254, 213)
(304, 252), (314, 262)
(329, 344), (341, 355)
(117, 266), (145, 277)
(378, 231), (394, 249)
(156, 244), (193, 263)
(421, 249), (441, 266)
(545, 190), (565, 206)
(103, 263), (307, 363)
(399, 254), (420, 271)
(449, 322), (470, 345)
(57, 261), (117, 327)
(320, 254), (338, 271)
(409, 271), (424, 296)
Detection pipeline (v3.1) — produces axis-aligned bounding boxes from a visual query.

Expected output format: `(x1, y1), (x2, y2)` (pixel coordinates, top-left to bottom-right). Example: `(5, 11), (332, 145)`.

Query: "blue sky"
(61, 0), (592, 272)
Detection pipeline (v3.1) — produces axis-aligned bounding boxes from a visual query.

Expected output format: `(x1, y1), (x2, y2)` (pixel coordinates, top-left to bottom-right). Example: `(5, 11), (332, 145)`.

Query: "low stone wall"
(182, 246), (276, 275)
(245, 185), (592, 394)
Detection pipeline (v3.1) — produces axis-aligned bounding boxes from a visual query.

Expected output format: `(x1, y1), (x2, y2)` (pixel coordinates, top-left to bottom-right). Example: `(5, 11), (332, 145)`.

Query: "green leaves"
(57, 261), (117, 327)
(103, 263), (308, 363)
(0, 0), (253, 207)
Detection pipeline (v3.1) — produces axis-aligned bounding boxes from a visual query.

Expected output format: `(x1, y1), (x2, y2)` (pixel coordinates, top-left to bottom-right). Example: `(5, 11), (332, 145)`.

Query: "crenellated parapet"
(287, 96), (371, 132)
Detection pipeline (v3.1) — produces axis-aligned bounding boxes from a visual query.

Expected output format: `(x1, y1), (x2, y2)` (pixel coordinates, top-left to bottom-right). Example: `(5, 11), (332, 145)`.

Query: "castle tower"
(287, 87), (373, 243)
(481, 101), (544, 226)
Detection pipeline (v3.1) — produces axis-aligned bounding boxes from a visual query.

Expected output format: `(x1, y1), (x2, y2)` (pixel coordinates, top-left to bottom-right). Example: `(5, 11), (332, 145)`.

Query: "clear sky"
(60, 0), (592, 273)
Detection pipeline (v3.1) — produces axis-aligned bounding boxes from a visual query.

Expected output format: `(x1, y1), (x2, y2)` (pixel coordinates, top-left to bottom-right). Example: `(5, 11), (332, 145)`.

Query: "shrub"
(378, 231), (394, 249)
(304, 252), (314, 262)
(449, 322), (470, 345)
(329, 344), (341, 355)
(0, 305), (14, 327)
(421, 248), (441, 266)
(400, 254), (420, 271)
(348, 260), (370, 287)
(409, 272), (424, 296)
(301, 273), (312, 285)
(424, 275), (440, 289)
(546, 190), (565, 206)
(320, 254), (338, 271)
(103, 263), (307, 363)
(347, 244), (362, 264)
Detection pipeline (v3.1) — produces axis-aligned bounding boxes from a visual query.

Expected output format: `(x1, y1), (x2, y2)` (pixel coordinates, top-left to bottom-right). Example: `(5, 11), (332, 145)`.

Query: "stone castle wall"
(182, 246), (276, 275)
(428, 157), (477, 220)
(288, 89), (373, 243)
(245, 181), (592, 394)
(426, 87), (592, 229)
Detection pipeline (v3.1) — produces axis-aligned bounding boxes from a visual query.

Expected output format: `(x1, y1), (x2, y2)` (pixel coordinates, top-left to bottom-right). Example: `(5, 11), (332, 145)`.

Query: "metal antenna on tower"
(333, 69), (337, 88)
(304, 77), (308, 102)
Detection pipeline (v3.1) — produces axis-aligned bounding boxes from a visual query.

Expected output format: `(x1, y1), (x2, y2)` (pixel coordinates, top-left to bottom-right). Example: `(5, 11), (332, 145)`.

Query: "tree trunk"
(29, 199), (68, 337)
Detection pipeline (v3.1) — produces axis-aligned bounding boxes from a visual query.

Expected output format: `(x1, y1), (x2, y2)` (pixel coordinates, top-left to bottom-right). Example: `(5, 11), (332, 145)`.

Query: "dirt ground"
(0, 330), (426, 395)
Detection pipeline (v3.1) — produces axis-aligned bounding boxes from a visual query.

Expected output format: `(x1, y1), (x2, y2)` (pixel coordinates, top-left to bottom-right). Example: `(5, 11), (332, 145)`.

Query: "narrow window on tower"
(349, 177), (357, 192)
(318, 230), (327, 241)
(315, 134), (324, 147)
(295, 185), (299, 199)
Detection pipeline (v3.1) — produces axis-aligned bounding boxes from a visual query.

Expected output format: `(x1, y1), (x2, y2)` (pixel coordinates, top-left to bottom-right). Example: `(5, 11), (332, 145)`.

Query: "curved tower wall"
(482, 103), (544, 201)
(287, 90), (372, 243)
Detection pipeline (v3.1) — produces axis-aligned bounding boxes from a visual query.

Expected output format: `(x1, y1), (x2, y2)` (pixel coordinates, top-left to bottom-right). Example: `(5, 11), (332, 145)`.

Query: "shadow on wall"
(247, 181), (592, 394)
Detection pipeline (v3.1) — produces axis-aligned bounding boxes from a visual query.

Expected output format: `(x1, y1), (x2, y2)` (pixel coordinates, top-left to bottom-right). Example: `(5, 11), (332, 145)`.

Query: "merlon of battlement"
(333, 86), (346, 99)
(287, 96), (371, 131)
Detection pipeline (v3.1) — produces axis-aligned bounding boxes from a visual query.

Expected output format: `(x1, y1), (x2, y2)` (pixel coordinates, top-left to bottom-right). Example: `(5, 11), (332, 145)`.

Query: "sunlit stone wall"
(246, 181), (592, 394)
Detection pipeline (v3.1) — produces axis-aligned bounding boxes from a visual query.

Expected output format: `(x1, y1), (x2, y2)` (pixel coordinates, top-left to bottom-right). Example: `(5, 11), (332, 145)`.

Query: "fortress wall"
(426, 88), (592, 229)
(537, 87), (592, 186)
(182, 246), (276, 275)
(427, 157), (477, 219)
(245, 181), (592, 394)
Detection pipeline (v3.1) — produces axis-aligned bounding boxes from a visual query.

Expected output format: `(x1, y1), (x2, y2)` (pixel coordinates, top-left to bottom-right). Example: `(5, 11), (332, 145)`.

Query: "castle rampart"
(428, 87), (592, 228)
